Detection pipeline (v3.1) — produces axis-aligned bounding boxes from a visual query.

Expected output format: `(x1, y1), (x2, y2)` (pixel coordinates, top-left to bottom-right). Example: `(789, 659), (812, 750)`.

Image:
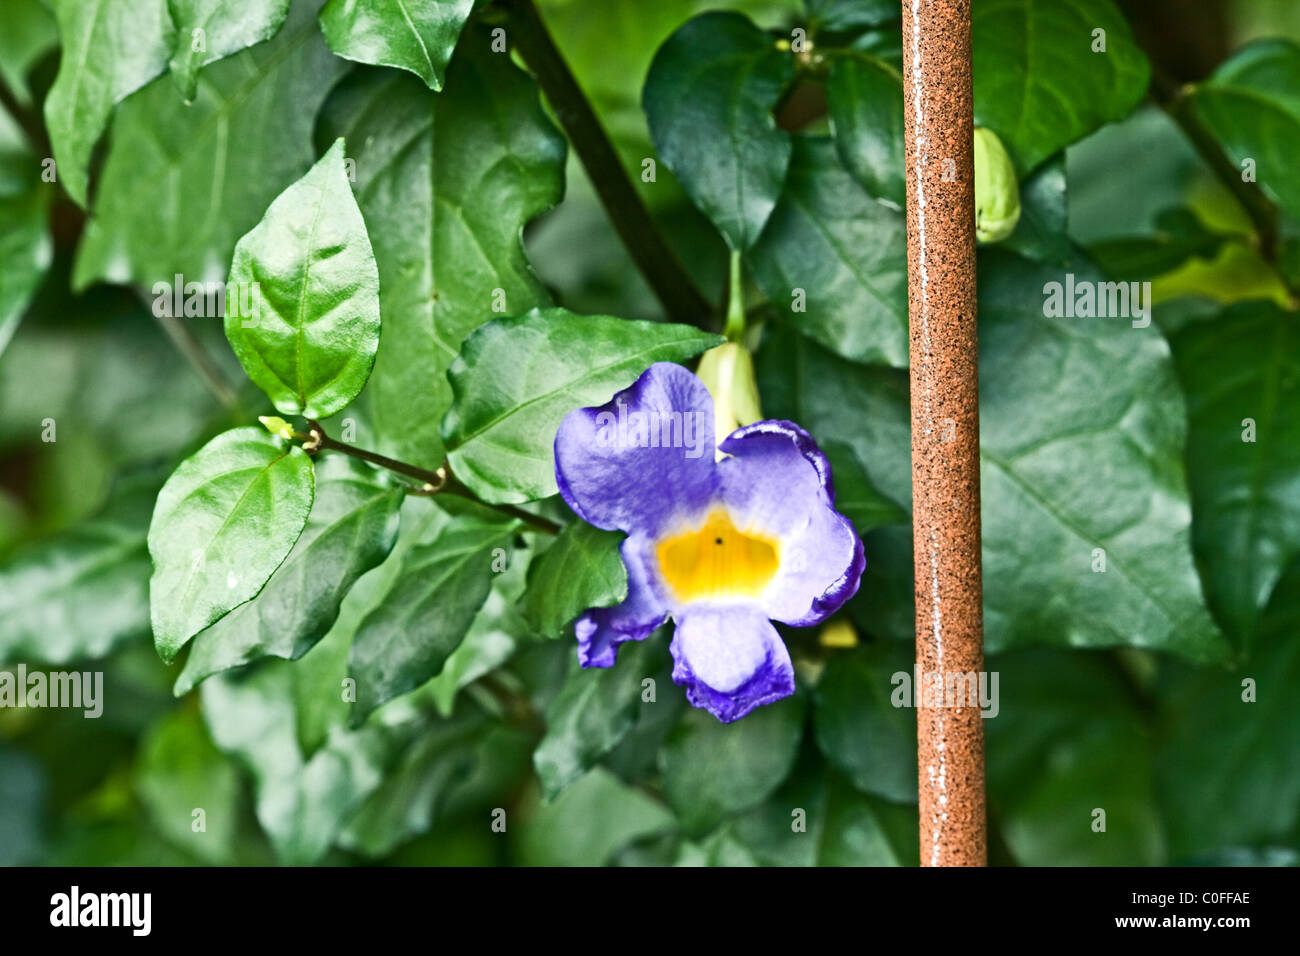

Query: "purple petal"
(670, 606), (795, 723)
(718, 420), (864, 626)
(554, 363), (717, 538)
(576, 535), (669, 667)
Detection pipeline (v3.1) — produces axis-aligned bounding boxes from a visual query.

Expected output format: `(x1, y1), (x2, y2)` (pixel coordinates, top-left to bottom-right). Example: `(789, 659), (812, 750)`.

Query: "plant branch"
(143, 292), (241, 409)
(305, 420), (561, 535)
(499, 0), (714, 326)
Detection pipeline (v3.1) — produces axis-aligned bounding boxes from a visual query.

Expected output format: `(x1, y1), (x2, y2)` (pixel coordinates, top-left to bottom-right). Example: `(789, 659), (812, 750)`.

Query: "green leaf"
(148, 427), (315, 663)
(804, 0), (897, 30)
(73, 0), (348, 289)
(659, 693), (806, 836)
(987, 648), (1164, 865)
(818, 772), (917, 866)
(813, 642), (916, 802)
(318, 41), (565, 467)
(643, 11), (793, 250)
(978, 249), (1227, 662)
(0, 0), (58, 106)
(44, 0), (175, 207)
(0, 105), (51, 357)
(175, 457), (403, 695)
(1001, 154), (1072, 266)
(0, 472), (156, 665)
(1165, 300), (1300, 650)
(748, 136), (909, 367)
(533, 634), (663, 800)
(442, 308), (722, 504)
(1192, 39), (1300, 222)
(972, 0), (1150, 174)
(167, 0), (292, 100)
(347, 512), (519, 722)
(319, 0), (474, 90)
(826, 52), (904, 207)
(821, 441), (906, 534)
(1156, 560), (1300, 861)
(523, 521), (627, 639)
(514, 766), (675, 866)
(1089, 208), (1229, 282)
(135, 706), (243, 864)
(225, 139), (381, 419)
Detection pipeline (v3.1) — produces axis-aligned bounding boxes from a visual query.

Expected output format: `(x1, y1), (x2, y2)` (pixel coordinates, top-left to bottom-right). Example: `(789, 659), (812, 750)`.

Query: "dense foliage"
(0, 0), (1297, 866)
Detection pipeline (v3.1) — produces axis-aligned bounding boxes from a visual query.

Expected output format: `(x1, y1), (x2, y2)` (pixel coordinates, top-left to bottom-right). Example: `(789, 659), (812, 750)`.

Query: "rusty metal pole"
(900, 0), (987, 866)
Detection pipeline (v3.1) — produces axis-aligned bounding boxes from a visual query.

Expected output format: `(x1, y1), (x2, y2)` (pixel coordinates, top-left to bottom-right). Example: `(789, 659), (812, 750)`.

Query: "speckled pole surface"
(901, 0), (987, 867)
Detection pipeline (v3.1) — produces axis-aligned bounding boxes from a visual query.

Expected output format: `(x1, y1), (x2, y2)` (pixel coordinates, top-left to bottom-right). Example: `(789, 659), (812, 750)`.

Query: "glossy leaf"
(167, 0), (292, 100)
(225, 139), (381, 419)
(1166, 300), (1300, 650)
(347, 512), (519, 722)
(821, 441), (906, 534)
(442, 308), (722, 503)
(1193, 39), (1300, 222)
(44, 0), (174, 207)
(804, 0), (897, 30)
(978, 249), (1226, 661)
(659, 693), (805, 835)
(148, 427), (315, 662)
(175, 457), (404, 695)
(826, 52), (905, 207)
(319, 0), (475, 90)
(74, 0), (348, 288)
(318, 42), (564, 467)
(522, 521), (627, 639)
(972, 0), (1150, 174)
(643, 11), (792, 250)
(0, 0), (58, 105)
(748, 136), (909, 367)
(0, 105), (51, 357)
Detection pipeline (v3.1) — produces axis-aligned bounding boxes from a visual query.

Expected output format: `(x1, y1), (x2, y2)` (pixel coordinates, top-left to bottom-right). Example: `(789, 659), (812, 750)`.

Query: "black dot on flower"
(715, 537), (723, 545)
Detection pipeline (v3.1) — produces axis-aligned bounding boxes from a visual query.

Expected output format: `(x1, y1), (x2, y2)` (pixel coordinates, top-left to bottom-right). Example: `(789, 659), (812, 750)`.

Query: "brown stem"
(499, 0), (715, 326)
(307, 421), (561, 535)
(901, 0), (987, 867)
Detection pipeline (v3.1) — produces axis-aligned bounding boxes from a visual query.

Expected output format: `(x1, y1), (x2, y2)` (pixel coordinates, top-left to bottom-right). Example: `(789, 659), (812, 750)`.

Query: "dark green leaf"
(1002, 154), (1072, 266)
(972, 0), (1149, 174)
(804, 0), (897, 30)
(0, 105), (51, 356)
(347, 512), (518, 721)
(813, 642), (916, 802)
(74, 0), (348, 288)
(818, 772), (917, 865)
(1157, 561), (1300, 860)
(175, 456), (403, 695)
(442, 308), (722, 503)
(1166, 300), (1300, 649)
(659, 692), (805, 835)
(167, 0), (292, 100)
(0, 472), (156, 664)
(533, 634), (663, 800)
(978, 250), (1226, 661)
(319, 0), (474, 90)
(148, 427), (315, 663)
(643, 11), (793, 250)
(987, 648), (1164, 865)
(225, 139), (381, 419)
(826, 52), (904, 207)
(44, 0), (174, 207)
(748, 136), (909, 367)
(317, 42), (565, 467)
(523, 521), (627, 639)
(1193, 39), (1300, 222)
(822, 441), (906, 534)
(1089, 208), (1229, 282)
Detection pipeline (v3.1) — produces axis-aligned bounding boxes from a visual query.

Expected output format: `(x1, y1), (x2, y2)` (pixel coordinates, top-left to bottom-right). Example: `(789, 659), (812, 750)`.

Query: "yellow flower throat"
(655, 510), (780, 603)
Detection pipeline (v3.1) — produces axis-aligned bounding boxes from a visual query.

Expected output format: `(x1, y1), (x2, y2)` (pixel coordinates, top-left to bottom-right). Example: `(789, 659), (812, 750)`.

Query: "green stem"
(305, 420), (560, 535)
(500, 0), (714, 327)
(724, 251), (747, 341)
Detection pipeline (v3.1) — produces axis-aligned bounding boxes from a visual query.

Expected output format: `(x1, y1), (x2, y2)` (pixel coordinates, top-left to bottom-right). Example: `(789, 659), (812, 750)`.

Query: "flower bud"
(695, 342), (762, 451)
(258, 415), (296, 441)
(973, 126), (1021, 244)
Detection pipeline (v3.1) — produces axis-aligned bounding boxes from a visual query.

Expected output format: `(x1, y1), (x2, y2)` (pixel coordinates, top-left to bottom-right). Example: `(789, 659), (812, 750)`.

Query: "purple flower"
(554, 362), (865, 722)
